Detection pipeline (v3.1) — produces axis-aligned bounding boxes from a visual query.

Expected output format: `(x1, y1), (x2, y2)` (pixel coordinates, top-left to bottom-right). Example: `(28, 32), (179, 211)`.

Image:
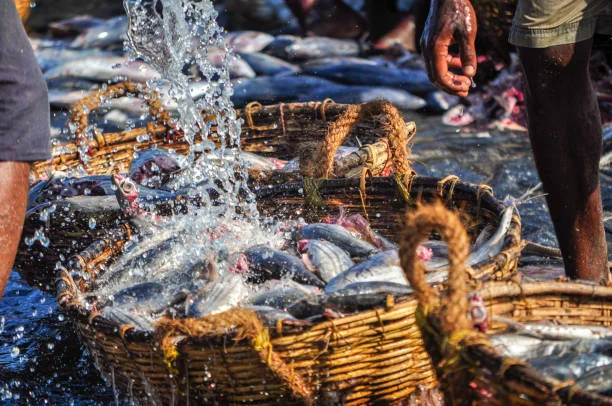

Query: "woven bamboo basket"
(399, 202), (612, 406)
(54, 171), (523, 405)
(30, 82), (394, 182)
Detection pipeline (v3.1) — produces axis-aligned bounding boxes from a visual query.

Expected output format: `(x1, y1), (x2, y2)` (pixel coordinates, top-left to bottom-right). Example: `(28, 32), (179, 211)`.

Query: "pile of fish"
(35, 147), (516, 333)
(489, 317), (612, 397)
(34, 13), (461, 141)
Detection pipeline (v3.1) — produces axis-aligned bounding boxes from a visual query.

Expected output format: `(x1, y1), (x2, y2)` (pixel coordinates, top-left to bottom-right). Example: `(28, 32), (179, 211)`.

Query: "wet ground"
(1, 111), (609, 404)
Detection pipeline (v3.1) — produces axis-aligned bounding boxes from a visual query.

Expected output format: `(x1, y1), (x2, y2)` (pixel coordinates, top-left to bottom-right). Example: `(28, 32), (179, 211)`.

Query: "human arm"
(0, 162), (30, 298)
(420, 0), (477, 97)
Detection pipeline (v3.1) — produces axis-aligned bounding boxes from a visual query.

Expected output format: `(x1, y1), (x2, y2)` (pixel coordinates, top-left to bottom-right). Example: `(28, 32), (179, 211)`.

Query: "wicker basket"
(54, 174), (523, 405)
(400, 203), (612, 406)
(30, 82), (397, 182)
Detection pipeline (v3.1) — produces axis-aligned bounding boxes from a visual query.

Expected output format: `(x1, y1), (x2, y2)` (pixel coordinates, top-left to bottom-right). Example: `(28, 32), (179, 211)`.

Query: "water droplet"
(10, 347), (20, 358)
(57, 314), (65, 322)
(88, 217), (97, 230)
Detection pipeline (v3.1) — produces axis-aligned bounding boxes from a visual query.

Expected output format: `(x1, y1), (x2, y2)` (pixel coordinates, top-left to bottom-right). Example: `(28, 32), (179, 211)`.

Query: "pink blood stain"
(416, 246), (433, 262)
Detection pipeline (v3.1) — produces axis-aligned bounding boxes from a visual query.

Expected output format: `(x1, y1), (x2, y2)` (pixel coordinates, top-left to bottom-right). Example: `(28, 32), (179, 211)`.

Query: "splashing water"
(123, 0), (255, 220)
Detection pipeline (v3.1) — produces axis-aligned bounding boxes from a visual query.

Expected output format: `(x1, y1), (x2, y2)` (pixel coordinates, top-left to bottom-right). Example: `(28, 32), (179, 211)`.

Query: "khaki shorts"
(509, 0), (612, 48)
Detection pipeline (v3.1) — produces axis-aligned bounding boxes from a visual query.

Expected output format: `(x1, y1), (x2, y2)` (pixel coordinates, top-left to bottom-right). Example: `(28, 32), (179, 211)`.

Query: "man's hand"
(420, 0), (477, 97)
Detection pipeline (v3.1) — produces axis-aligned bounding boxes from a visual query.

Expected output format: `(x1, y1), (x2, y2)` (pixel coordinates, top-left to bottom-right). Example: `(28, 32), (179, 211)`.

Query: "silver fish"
(43, 56), (161, 83)
(70, 16), (128, 49)
(324, 250), (408, 292)
(297, 223), (378, 259)
(495, 316), (612, 341)
(243, 245), (326, 288)
(265, 36), (361, 61)
(208, 49), (256, 79)
(531, 353), (612, 382)
(188, 272), (250, 317)
(302, 58), (436, 94)
(239, 52), (300, 76)
(49, 15), (105, 36)
(299, 239), (354, 283)
(249, 280), (320, 310)
(36, 48), (117, 72)
(324, 281), (414, 312)
(101, 306), (155, 332)
(224, 31), (275, 54)
(299, 84), (427, 111)
(231, 75), (336, 108)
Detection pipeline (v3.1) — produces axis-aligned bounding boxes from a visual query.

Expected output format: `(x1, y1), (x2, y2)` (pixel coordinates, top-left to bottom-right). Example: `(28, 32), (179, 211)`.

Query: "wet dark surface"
(2, 112), (611, 404)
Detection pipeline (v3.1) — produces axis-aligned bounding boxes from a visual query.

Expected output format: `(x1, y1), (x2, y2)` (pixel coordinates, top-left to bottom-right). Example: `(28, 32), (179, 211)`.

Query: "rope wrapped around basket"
(69, 81), (174, 164)
(299, 100), (415, 180)
(155, 309), (313, 404)
(398, 202), (612, 406)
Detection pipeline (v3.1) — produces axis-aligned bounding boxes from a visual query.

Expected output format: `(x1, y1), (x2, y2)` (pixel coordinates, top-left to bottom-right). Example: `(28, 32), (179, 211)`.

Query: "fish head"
(467, 292), (488, 332)
(112, 174), (141, 216)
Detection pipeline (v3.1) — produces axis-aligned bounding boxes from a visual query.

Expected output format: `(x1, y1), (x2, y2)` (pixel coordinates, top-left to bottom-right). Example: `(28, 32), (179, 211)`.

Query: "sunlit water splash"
(123, 0), (256, 220)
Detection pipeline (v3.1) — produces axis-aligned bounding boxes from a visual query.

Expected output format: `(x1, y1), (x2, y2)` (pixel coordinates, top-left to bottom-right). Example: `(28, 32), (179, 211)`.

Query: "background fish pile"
(489, 319), (612, 398)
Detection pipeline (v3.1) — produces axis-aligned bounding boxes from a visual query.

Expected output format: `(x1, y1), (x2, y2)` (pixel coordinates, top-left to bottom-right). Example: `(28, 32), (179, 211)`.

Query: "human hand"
(420, 0), (477, 97)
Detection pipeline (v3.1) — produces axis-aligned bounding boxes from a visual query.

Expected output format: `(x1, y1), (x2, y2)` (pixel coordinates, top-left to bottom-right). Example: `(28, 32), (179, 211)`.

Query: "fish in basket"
(399, 202), (612, 405)
(51, 170), (524, 405)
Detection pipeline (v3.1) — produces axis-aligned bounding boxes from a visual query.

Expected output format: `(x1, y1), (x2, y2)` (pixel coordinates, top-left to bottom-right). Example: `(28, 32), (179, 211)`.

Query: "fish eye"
(121, 179), (136, 193)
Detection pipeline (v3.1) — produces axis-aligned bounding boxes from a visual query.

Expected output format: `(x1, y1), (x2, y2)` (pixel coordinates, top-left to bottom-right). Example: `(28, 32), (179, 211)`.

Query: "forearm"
(0, 161), (30, 298)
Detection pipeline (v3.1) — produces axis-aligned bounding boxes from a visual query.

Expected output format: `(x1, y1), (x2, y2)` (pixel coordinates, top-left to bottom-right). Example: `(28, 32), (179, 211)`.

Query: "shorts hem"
(509, 18), (598, 48)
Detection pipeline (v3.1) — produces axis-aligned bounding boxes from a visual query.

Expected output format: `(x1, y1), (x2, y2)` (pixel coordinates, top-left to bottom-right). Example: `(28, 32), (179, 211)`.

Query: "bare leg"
(0, 162), (30, 298)
(518, 38), (609, 282)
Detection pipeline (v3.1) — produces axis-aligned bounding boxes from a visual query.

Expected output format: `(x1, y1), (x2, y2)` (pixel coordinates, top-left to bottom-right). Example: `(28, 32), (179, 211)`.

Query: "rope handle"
(399, 201), (473, 336)
(307, 100), (416, 179)
(68, 81), (173, 154)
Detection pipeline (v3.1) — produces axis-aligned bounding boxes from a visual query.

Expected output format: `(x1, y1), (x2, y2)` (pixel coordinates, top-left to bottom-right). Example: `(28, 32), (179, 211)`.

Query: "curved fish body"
(101, 306), (155, 332)
(106, 281), (165, 307)
(303, 60), (436, 94)
(224, 31), (275, 54)
(188, 272), (250, 317)
(531, 353), (612, 382)
(129, 149), (182, 189)
(239, 52), (300, 76)
(70, 16), (128, 49)
(265, 36), (361, 61)
(324, 250), (408, 293)
(249, 280), (320, 310)
(297, 223), (378, 259)
(300, 84), (426, 111)
(244, 246), (326, 288)
(300, 239), (354, 283)
(44, 56), (160, 83)
(497, 316), (612, 341)
(28, 175), (115, 209)
(324, 281), (414, 312)
(231, 75), (336, 108)
(467, 205), (515, 266)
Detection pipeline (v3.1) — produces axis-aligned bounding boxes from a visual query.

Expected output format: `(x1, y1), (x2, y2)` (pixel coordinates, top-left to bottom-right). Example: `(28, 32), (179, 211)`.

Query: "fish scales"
(297, 223), (378, 259)
(244, 246), (326, 288)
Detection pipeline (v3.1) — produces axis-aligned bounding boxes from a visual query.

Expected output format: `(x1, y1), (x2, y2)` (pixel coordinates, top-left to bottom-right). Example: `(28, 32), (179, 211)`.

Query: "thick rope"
(399, 202), (472, 335)
(311, 100), (416, 179)
(155, 309), (313, 402)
